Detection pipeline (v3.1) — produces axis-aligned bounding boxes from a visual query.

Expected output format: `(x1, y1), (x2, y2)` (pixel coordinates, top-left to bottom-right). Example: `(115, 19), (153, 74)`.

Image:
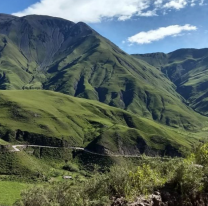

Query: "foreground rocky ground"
(112, 191), (208, 206)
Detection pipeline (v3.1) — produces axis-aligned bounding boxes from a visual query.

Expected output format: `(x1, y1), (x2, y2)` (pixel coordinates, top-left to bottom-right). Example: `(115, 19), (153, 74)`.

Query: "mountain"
(0, 14), (206, 131)
(133, 48), (208, 115)
(0, 90), (196, 156)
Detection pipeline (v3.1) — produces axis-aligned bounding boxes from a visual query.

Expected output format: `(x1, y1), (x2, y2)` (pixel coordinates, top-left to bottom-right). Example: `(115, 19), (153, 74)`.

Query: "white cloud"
(128, 24), (197, 44)
(154, 0), (164, 6)
(137, 9), (158, 17)
(13, 0), (151, 23)
(13, 0), (204, 23)
(163, 0), (188, 9)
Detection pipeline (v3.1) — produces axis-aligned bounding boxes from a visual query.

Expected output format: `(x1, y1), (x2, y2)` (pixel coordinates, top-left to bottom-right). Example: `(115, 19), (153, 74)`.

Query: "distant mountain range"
(133, 49), (208, 116)
(0, 14), (208, 155)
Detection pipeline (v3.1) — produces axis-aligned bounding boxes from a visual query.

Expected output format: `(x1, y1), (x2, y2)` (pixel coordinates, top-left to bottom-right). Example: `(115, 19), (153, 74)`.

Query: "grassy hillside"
(44, 34), (201, 130)
(0, 14), (205, 130)
(0, 146), (89, 205)
(133, 49), (208, 116)
(0, 181), (30, 205)
(0, 90), (205, 156)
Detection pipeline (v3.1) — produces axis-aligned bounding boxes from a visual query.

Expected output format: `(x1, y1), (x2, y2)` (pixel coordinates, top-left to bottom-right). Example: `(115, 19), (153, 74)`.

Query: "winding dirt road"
(8, 145), (204, 168)
(10, 145), (142, 157)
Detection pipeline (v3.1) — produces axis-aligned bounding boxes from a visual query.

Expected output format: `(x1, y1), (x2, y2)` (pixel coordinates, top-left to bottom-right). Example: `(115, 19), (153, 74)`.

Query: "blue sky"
(1, 0), (208, 54)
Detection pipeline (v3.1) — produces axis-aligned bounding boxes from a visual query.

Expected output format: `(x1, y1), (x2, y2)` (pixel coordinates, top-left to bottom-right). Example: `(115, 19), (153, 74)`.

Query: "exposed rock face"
(112, 191), (208, 206)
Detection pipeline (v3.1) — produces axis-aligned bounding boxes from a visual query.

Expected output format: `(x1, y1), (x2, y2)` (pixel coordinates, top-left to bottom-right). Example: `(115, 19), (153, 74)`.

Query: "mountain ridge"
(133, 48), (208, 116)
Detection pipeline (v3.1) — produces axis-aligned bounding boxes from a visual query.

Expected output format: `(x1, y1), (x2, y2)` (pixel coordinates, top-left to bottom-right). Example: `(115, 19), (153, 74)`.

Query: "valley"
(0, 13), (208, 206)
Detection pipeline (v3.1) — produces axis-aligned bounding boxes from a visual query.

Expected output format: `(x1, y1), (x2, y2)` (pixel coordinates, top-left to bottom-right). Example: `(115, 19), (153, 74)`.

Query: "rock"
(161, 192), (170, 202)
(152, 195), (161, 206)
(112, 197), (128, 206)
(112, 191), (208, 206)
(154, 191), (160, 196)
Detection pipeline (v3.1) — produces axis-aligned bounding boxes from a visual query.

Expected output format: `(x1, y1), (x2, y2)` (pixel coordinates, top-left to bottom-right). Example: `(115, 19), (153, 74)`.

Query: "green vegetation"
(0, 90), (205, 155)
(0, 181), (29, 206)
(0, 135), (208, 205)
(0, 147), (93, 205)
(12, 143), (208, 206)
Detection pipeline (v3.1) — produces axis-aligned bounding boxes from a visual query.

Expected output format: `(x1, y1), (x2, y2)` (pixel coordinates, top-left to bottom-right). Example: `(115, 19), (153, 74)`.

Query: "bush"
(129, 163), (166, 196)
(107, 164), (131, 197)
(14, 184), (86, 206)
(195, 143), (208, 166)
(171, 158), (204, 195)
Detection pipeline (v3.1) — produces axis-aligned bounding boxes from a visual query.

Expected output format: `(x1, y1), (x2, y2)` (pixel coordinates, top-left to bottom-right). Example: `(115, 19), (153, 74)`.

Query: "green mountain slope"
(133, 48), (208, 115)
(0, 14), (206, 130)
(0, 90), (203, 156)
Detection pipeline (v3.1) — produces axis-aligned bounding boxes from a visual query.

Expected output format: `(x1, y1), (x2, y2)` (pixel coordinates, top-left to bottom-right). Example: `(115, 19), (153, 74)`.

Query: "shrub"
(129, 163), (166, 196)
(14, 184), (86, 206)
(171, 158), (204, 195)
(107, 164), (131, 197)
(195, 143), (208, 166)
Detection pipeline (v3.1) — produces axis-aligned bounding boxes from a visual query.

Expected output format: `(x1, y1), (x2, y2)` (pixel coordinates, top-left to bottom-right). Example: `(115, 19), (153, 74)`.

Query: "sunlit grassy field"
(0, 181), (30, 206)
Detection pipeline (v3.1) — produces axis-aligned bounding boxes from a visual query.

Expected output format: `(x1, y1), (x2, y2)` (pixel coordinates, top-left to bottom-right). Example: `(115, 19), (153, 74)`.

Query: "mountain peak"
(21, 14), (75, 24)
(0, 14), (95, 70)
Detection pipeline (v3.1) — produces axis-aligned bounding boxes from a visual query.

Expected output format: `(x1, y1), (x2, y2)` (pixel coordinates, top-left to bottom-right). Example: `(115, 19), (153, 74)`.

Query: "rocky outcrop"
(112, 191), (208, 206)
